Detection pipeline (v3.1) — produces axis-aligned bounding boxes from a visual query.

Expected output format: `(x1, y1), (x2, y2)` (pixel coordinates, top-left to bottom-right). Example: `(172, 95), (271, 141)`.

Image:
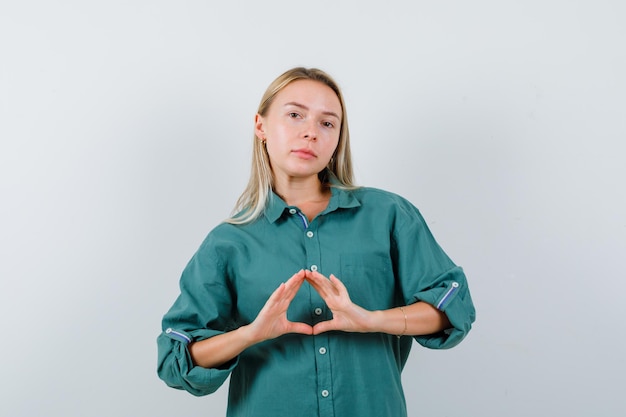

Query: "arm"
(189, 270), (313, 369)
(390, 198), (476, 348)
(370, 302), (450, 336)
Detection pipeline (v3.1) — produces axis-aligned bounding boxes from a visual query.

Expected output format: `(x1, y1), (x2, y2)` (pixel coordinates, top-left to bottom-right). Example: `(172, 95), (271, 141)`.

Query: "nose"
(302, 122), (318, 141)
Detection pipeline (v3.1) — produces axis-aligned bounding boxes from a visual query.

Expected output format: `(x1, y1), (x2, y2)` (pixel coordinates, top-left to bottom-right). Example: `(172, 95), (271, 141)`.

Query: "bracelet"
(397, 306), (407, 338)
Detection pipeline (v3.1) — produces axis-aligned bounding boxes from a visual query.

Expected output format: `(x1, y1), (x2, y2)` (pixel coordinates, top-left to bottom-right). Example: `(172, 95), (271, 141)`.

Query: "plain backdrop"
(1, 1), (625, 416)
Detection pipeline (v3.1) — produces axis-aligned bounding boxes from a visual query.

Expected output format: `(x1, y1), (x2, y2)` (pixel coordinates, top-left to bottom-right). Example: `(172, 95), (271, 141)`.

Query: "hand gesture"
(247, 270), (313, 343)
(305, 270), (373, 335)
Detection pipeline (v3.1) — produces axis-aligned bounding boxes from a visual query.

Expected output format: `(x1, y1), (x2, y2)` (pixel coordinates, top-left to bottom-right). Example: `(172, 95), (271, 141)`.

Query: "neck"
(273, 173), (328, 206)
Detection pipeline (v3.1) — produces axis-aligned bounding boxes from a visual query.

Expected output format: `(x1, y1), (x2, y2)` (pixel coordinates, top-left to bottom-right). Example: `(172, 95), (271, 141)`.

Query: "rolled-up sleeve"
(156, 237), (238, 396)
(392, 198), (476, 349)
(410, 266), (475, 349)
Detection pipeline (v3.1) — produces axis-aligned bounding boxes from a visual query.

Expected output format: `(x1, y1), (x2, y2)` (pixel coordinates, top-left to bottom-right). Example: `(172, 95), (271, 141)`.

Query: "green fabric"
(157, 186), (475, 417)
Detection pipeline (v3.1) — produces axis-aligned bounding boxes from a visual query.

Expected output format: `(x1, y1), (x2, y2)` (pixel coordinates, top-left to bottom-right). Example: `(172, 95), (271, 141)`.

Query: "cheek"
(318, 143), (339, 165)
(326, 135), (340, 154)
(270, 124), (295, 143)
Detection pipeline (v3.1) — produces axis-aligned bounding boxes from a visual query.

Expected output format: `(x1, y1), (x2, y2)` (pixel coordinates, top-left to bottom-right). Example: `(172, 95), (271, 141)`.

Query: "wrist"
(238, 323), (264, 347)
(368, 310), (387, 333)
(397, 306), (408, 337)
(369, 307), (408, 336)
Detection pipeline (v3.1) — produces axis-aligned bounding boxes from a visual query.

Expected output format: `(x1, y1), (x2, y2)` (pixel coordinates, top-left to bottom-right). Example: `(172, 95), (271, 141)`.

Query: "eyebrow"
(284, 101), (341, 120)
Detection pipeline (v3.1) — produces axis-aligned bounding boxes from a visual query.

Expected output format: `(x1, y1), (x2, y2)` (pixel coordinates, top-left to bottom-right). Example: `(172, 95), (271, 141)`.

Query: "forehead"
(273, 79), (342, 115)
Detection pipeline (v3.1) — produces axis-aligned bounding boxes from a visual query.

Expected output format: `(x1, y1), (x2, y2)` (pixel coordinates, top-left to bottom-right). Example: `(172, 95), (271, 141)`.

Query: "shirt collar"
(264, 185), (361, 224)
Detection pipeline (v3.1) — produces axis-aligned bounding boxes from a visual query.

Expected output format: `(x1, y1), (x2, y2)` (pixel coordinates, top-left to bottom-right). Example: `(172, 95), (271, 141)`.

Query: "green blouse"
(157, 186), (475, 417)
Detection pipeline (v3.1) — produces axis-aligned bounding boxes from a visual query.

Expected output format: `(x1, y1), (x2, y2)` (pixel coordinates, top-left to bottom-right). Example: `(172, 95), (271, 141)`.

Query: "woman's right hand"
(190, 270), (312, 369)
(246, 269), (313, 343)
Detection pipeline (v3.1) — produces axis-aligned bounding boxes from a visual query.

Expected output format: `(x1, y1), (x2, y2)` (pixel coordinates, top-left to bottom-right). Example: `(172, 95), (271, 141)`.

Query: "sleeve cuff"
(157, 328), (239, 396)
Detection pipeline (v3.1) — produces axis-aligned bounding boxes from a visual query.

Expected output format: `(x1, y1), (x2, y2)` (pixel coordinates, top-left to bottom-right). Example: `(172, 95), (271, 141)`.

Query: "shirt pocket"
(339, 253), (396, 311)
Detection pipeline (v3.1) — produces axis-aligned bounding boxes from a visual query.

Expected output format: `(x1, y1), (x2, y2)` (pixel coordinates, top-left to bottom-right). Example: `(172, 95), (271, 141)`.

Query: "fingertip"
(290, 270), (305, 281)
(312, 325), (325, 336)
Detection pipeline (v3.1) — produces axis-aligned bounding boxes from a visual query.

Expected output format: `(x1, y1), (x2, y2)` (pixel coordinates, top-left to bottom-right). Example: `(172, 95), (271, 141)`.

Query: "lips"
(291, 148), (317, 159)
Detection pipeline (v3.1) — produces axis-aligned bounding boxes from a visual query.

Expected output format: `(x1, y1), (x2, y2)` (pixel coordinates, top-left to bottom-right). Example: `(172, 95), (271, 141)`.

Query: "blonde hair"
(226, 67), (356, 224)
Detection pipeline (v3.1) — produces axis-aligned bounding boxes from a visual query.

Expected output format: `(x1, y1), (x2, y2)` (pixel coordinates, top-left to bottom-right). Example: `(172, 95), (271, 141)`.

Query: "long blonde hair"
(227, 67), (356, 224)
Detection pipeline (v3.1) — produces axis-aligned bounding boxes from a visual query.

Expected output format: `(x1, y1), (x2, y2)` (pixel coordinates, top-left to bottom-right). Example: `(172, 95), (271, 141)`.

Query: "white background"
(1, 1), (625, 416)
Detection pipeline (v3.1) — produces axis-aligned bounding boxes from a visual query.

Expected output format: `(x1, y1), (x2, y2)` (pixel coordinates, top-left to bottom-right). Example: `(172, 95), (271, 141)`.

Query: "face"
(255, 79), (342, 183)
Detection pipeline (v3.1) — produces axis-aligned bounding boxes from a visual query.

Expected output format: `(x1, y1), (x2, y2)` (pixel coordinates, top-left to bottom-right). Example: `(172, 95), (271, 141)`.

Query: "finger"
(312, 320), (336, 335)
(287, 322), (314, 335)
(305, 270), (333, 297)
(268, 275), (302, 306)
(259, 283), (289, 315)
(285, 269), (305, 288)
(307, 269), (329, 282)
(283, 270), (306, 299)
(289, 269), (306, 281)
(314, 271), (342, 297)
(328, 274), (348, 294)
(267, 282), (286, 302)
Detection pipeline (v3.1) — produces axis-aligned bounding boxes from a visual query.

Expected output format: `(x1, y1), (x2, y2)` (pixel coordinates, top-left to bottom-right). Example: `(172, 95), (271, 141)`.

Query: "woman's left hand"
(305, 270), (373, 335)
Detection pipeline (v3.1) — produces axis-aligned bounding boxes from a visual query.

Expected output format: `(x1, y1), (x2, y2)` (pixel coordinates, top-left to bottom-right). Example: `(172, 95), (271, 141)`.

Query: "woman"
(157, 67), (476, 417)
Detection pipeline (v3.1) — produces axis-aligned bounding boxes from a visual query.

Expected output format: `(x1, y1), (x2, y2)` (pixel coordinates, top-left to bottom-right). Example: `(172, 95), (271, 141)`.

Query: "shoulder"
(194, 221), (252, 258)
(346, 186), (429, 232)
(351, 186), (420, 213)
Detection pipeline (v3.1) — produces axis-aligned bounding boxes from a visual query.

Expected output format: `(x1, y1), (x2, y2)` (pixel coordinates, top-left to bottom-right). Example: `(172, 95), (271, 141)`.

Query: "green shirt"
(157, 186), (475, 417)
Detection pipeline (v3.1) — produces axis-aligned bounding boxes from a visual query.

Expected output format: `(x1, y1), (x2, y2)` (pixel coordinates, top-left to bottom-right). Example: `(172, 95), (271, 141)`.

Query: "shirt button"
(289, 208), (297, 214)
(314, 308), (323, 316)
(306, 231), (314, 238)
(321, 389), (329, 398)
(319, 347), (327, 355)
(310, 265), (318, 272)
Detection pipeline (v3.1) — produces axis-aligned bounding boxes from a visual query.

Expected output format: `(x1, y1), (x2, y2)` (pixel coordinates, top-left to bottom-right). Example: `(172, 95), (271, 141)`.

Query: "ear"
(254, 113), (266, 140)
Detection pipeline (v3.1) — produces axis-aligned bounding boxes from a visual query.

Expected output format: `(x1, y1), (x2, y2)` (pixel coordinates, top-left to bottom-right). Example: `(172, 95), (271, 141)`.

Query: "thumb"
(288, 321), (314, 335)
(312, 320), (335, 335)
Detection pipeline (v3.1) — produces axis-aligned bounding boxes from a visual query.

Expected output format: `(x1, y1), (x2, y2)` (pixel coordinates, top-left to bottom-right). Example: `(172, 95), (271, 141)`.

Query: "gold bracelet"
(397, 306), (407, 338)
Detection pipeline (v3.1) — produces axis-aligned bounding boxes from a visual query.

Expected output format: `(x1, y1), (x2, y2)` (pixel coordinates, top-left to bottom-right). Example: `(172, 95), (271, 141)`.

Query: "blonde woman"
(157, 67), (476, 417)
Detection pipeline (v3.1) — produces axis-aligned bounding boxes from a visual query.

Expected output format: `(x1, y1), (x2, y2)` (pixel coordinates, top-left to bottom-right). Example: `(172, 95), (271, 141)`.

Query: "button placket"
(304, 222), (320, 273)
(313, 335), (333, 403)
(300, 217), (332, 406)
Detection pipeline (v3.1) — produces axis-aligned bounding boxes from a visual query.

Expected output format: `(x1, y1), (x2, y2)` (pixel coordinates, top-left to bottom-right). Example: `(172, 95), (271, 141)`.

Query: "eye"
(322, 121), (335, 128)
(288, 112), (301, 118)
